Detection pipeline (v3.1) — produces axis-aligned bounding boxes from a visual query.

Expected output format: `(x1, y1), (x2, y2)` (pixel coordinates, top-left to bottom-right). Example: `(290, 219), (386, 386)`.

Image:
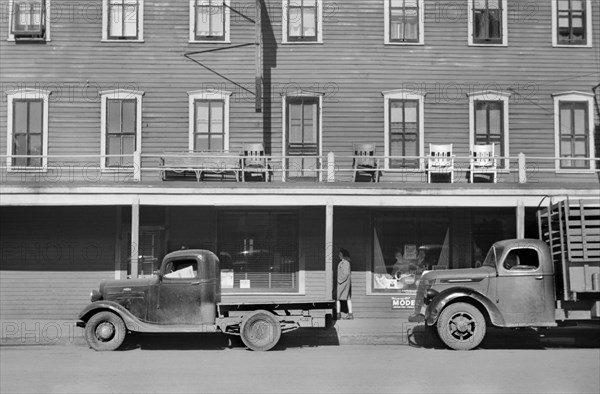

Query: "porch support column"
(516, 200), (525, 239)
(325, 202), (334, 300)
(130, 198), (140, 279)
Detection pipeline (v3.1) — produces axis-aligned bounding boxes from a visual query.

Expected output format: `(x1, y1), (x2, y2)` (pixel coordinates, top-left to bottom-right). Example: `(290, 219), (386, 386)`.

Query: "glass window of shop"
(471, 209), (515, 267)
(372, 211), (450, 293)
(217, 211), (299, 293)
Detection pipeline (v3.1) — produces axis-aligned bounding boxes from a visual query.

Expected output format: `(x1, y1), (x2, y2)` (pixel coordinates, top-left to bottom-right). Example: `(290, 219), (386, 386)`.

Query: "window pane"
(107, 100), (121, 133)
(303, 103), (316, 143)
(122, 101), (136, 133)
(196, 8), (210, 35)
(123, 4), (138, 37)
(195, 134), (209, 151)
(390, 102), (403, 123)
(574, 140), (586, 155)
(289, 8), (302, 36)
(210, 7), (224, 36)
(475, 108), (486, 134)
(14, 134), (28, 156)
(109, 4), (123, 37)
(211, 134), (223, 151)
(571, 0), (584, 11)
(560, 140), (572, 156)
(211, 102), (223, 134)
(489, 107), (501, 133)
(28, 101), (43, 133)
(122, 135), (135, 156)
(289, 103), (303, 143)
(573, 108), (586, 135)
(14, 102), (28, 133)
(404, 102), (417, 123)
(195, 101), (209, 134)
(558, 0), (569, 10)
(303, 8), (316, 36)
(107, 135), (122, 166)
(560, 108), (572, 135)
(28, 134), (41, 166)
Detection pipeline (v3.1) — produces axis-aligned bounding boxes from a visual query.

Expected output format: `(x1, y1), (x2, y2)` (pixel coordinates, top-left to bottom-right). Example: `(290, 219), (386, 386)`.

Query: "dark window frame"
(287, 0), (318, 42)
(11, 0), (46, 40)
(389, 0), (420, 43)
(194, 99), (225, 151)
(105, 98), (137, 168)
(389, 99), (419, 169)
(474, 100), (505, 158)
(107, 0), (140, 40)
(472, 0), (503, 44)
(194, 0), (226, 41)
(559, 101), (589, 169)
(12, 99), (44, 168)
(557, 0), (587, 45)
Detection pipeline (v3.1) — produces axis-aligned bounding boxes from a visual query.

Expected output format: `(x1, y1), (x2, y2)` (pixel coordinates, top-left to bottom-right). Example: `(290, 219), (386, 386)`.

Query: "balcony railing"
(1, 152), (598, 185)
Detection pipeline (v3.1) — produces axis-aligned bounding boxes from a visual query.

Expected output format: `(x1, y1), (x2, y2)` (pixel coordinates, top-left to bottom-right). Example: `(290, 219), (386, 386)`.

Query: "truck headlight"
(90, 289), (102, 302)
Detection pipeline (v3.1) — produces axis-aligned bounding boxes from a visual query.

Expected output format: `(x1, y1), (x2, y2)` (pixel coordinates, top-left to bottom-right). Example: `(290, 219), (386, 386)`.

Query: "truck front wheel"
(240, 310), (282, 351)
(437, 302), (486, 350)
(84, 311), (126, 351)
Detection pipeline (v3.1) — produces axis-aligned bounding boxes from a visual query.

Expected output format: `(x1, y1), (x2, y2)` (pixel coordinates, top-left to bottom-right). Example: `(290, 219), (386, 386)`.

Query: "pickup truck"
(409, 198), (599, 350)
(77, 249), (333, 351)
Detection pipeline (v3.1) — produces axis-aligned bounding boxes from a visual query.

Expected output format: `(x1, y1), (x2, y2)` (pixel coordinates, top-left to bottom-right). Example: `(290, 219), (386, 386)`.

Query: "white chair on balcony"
(427, 144), (454, 183)
(470, 143), (497, 183)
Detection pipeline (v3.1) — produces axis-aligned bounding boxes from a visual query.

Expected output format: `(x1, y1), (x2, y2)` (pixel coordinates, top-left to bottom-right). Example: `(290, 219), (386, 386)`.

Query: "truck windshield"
(482, 244), (502, 268)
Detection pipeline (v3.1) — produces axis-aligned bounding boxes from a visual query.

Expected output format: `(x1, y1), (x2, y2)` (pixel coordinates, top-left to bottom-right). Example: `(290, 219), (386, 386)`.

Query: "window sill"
(282, 40), (323, 45)
(554, 168), (596, 174)
(6, 167), (48, 173)
(8, 37), (51, 42)
(384, 41), (424, 46)
(552, 43), (592, 48)
(101, 39), (145, 43)
(189, 40), (231, 44)
(468, 42), (507, 47)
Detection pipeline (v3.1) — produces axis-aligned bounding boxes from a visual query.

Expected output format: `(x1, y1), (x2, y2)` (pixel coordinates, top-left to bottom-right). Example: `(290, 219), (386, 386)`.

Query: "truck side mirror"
(154, 270), (162, 280)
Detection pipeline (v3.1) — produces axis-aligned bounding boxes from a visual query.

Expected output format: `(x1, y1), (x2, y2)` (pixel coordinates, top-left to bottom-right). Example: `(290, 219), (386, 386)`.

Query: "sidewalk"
(0, 318), (415, 347)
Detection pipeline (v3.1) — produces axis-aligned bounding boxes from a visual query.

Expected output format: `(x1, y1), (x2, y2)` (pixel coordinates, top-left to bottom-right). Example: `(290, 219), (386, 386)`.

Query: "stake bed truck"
(409, 198), (600, 350)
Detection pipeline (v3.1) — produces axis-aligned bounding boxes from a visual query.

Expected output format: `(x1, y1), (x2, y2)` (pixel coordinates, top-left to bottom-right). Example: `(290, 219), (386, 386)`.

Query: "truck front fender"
(425, 288), (506, 327)
(77, 301), (146, 332)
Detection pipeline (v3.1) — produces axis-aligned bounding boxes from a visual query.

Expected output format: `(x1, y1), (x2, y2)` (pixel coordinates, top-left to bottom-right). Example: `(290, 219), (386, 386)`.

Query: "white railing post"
(518, 152), (526, 184)
(281, 157), (286, 182)
(327, 151), (335, 182)
(133, 150), (141, 182)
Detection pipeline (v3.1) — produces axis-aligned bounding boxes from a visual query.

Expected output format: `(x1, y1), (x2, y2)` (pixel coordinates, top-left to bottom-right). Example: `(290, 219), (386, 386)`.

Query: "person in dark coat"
(336, 248), (353, 320)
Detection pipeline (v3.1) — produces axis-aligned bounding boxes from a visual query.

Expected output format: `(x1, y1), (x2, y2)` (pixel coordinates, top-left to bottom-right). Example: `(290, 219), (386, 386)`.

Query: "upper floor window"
(8, 0), (50, 42)
(383, 90), (425, 170)
(282, 0), (323, 44)
(552, 92), (595, 171)
(100, 90), (144, 170)
(468, 91), (511, 169)
(468, 0), (507, 46)
(188, 90), (231, 151)
(385, 0), (424, 45)
(190, 0), (230, 43)
(102, 0), (144, 42)
(552, 0), (593, 47)
(6, 89), (51, 171)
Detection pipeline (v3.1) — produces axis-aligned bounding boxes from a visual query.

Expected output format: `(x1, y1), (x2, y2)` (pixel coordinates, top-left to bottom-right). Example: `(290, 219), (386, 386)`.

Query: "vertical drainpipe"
(131, 198), (140, 278)
(516, 200), (525, 239)
(325, 201), (334, 300)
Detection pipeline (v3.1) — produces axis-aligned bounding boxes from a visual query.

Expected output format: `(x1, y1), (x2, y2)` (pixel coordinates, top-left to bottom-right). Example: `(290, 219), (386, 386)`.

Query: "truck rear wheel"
(84, 311), (126, 351)
(240, 310), (281, 351)
(437, 302), (486, 350)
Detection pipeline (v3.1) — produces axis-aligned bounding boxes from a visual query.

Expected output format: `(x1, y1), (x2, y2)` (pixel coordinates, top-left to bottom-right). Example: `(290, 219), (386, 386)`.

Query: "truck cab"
(409, 239), (557, 350)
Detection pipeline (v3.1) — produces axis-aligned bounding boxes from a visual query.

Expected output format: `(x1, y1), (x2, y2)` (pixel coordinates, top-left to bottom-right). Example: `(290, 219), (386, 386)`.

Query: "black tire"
(437, 302), (486, 350)
(240, 310), (281, 351)
(84, 311), (127, 351)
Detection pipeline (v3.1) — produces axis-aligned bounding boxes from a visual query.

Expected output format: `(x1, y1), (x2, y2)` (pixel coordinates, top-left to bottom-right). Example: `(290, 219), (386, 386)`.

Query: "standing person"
(336, 248), (353, 320)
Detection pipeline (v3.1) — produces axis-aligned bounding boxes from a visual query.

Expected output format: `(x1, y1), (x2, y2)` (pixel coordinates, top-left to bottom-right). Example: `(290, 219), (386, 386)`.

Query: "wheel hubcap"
(448, 312), (475, 341)
(96, 322), (115, 341)
(247, 320), (272, 346)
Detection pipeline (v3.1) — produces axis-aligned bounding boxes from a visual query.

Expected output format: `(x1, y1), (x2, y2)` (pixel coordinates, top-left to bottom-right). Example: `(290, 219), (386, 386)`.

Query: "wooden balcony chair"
(242, 143), (271, 182)
(427, 144), (455, 183)
(352, 143), (381, 182)
(470, 143), (497, 183)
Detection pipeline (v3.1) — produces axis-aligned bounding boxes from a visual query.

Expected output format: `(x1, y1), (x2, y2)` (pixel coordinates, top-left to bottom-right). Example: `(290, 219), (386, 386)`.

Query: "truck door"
(495, 246), (554, 326)
(153, 258), (204, 324)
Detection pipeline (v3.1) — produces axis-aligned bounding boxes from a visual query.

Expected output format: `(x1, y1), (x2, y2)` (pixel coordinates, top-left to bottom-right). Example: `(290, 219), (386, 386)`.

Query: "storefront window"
(372, 211), (450, 294)
(217, 211), (298, 293)
(471, 209), (515, 267)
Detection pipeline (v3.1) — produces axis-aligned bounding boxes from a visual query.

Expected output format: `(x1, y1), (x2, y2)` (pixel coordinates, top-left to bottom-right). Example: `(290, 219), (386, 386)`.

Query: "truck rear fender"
(78, 301), (145, 332)
(426, 288), (505, 327)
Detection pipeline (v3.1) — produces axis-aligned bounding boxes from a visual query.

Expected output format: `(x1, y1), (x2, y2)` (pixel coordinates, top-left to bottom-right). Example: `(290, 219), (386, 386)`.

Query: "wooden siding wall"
(0, 206), (117, 320)
(0, 1), (598, 183)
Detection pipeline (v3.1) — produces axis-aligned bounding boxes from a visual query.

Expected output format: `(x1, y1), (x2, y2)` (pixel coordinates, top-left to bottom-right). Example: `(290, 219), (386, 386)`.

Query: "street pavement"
(1, 320), (599, 393)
